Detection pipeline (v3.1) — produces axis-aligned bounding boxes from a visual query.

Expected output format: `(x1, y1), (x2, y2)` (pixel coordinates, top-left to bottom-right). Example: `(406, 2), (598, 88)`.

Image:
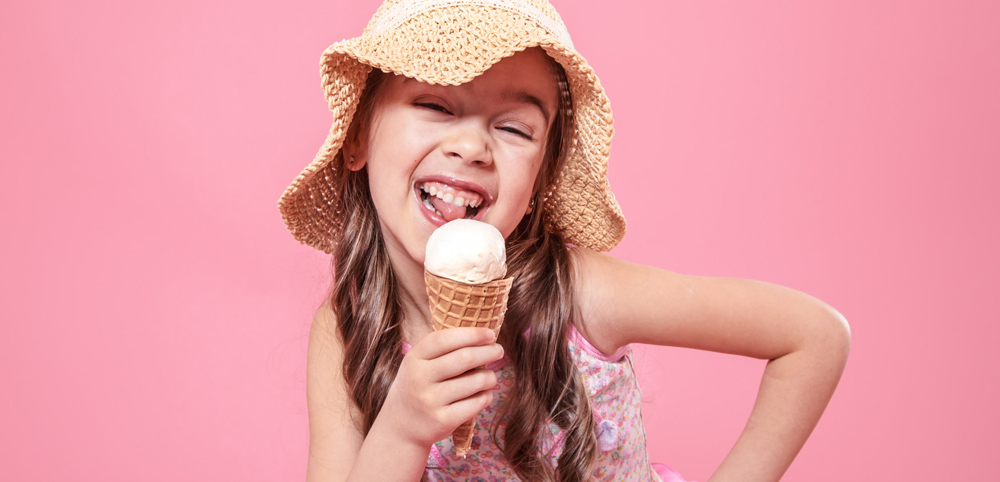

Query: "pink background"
(2, 0), (997, 480)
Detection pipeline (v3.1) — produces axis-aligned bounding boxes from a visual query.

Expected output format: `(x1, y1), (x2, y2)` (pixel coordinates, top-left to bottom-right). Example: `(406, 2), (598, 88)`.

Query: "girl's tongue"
(420, 181), (484, 222)
(430, 197), (468, 222)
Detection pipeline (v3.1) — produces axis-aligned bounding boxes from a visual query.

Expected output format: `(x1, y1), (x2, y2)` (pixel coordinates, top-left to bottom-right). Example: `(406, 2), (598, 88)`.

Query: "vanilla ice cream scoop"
(425, 219), (506, 284)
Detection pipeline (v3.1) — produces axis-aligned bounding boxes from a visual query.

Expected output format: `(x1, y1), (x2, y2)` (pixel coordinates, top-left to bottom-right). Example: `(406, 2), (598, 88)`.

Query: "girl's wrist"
(349, 415), (431, 482)
(368, 406), (435, 453)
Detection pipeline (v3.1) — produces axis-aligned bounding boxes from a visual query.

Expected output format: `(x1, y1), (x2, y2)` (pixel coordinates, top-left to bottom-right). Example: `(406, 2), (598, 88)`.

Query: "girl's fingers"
(410, 327), (497, 360)
(436, 367), (499, 404)
(443, 386), (495, 424)
(430, 343), (503, 380)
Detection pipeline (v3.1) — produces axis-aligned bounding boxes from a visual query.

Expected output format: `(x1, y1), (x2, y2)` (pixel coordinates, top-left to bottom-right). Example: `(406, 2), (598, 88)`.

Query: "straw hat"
(278, 0), (625, 253)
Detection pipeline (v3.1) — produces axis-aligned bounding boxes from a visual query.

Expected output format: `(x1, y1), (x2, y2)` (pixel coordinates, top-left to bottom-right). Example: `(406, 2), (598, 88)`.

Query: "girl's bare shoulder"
(309, 301), (343, 381)
(567, 247), (689, 353)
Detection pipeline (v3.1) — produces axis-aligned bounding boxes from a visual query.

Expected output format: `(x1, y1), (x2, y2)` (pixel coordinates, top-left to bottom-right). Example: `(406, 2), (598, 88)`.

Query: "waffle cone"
(424, 270), (513, 456)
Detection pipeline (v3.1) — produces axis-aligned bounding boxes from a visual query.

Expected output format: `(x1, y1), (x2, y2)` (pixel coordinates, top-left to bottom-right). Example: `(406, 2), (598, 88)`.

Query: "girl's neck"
(384, 242), (435, 345)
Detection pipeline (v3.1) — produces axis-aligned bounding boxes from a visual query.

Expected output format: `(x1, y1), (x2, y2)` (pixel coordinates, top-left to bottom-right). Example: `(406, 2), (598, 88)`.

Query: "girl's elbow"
(817, 304), (851, 365)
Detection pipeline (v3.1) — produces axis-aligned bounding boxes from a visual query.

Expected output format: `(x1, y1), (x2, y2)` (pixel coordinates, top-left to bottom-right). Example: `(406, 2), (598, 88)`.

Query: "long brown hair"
(331, 55), (598, 481)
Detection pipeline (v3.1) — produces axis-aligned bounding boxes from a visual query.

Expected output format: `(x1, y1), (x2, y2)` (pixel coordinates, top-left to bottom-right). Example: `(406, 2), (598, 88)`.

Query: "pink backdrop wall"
(2, 0), (997, 480)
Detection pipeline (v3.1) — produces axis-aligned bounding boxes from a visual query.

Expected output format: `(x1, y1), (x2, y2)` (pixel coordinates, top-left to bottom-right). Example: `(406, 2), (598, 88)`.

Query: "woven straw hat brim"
(278, 1), (625, 254)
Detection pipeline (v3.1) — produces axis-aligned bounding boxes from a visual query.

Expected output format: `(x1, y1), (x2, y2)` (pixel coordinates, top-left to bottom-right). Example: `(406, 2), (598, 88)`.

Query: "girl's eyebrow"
(402, 77), (550, 123)
(501, 90), (551, 124)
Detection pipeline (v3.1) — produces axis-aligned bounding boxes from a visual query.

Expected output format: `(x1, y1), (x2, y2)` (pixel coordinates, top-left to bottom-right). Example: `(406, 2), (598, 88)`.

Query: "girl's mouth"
(417, 181), (485, 222)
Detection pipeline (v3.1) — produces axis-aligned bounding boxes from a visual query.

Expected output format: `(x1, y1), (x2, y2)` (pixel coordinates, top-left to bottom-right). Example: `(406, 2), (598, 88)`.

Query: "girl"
(279, 1), (850, 481)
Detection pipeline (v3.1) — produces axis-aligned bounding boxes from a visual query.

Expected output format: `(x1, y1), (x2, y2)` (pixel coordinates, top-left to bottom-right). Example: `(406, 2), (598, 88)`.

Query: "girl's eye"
(499, 125), (534, 140)
(415, 102), (452, 114)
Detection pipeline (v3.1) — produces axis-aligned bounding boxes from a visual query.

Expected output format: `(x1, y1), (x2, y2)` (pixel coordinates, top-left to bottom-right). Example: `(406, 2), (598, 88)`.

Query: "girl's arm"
(570, 248), (851, 482)
(306, 302), (503, 482)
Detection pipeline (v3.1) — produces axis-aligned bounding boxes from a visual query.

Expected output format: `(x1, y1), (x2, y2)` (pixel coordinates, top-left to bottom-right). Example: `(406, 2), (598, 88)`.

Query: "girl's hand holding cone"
(378, 327), (504, 449)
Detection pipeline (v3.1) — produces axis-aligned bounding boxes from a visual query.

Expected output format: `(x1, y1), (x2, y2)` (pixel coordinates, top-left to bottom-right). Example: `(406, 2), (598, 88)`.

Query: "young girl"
(279, 1), (850, 481)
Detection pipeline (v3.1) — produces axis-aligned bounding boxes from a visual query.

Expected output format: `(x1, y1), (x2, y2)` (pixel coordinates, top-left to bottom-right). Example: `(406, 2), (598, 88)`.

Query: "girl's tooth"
(421, 182), (483, 207)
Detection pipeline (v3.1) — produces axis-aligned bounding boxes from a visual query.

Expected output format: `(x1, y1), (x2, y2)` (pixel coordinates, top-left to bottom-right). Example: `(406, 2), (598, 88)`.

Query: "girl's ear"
(525, 167), (548, 215)
(343, 150), (367, 171)
(342, 131), (368, 172)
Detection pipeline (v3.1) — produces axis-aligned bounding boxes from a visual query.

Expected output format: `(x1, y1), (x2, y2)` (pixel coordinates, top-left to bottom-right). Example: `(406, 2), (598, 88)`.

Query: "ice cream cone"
(424, 270), (513, 456)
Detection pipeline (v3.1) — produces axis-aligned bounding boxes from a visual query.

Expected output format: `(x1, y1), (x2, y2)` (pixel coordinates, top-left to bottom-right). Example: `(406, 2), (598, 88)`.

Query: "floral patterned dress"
(403, 325), (666, 481)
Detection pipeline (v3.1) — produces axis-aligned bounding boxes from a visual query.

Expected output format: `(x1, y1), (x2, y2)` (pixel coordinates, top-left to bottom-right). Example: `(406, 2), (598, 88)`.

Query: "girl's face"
(351, 48), (560, 269)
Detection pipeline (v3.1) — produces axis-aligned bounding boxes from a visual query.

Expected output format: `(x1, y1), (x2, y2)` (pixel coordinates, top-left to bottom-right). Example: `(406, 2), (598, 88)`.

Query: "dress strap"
(568, 324), (630, 362)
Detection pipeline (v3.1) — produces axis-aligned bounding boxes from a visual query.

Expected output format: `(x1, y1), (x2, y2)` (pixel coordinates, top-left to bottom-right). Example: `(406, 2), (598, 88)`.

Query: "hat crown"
(366, 0), (574, 48)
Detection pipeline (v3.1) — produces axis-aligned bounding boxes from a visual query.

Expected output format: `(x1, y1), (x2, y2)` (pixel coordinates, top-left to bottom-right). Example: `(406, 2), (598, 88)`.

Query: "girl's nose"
(441, 123), (492, 166)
